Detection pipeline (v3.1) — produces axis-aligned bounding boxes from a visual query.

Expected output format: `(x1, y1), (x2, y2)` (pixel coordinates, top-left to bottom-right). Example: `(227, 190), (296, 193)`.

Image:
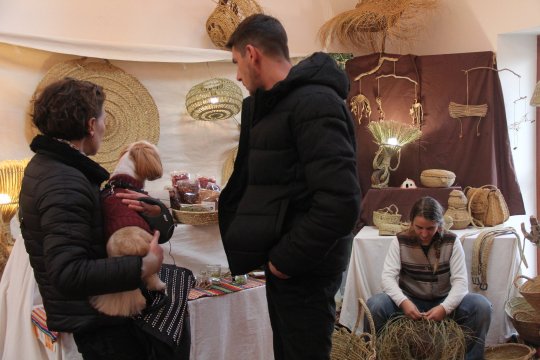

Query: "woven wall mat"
(31, 58), (159, 172)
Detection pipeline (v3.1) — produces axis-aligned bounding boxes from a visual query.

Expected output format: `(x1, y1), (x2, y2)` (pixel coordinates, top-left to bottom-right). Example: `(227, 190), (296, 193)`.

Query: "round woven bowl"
(420, 169), (456, 188)
(172, 209), (218, 226)
(505, 296), (540, 346)
(514, 275), (540, 313)
(484, 343), (535, 360)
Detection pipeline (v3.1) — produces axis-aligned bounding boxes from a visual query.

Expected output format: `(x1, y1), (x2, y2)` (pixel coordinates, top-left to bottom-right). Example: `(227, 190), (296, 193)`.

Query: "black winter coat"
(19, 135), (143, 332)
(219, 52), (361, 276)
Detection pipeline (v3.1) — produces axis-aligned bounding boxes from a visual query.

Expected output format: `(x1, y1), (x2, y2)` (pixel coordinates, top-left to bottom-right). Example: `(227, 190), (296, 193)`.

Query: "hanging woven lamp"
(185, 78), (243, 121)
(0, 159), (29, 244)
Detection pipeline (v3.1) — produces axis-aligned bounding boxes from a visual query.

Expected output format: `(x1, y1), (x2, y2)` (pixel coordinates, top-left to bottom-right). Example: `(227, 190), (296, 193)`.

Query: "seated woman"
(366, 196), (492, 360)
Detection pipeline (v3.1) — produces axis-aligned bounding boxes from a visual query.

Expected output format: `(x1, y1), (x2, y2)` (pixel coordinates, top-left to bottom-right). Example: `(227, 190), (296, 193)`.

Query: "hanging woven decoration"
(30, 58), (160, 173)
(318, 0), (438, 53)
(206, 0), (263, 49)
(186, 78), (243, 121)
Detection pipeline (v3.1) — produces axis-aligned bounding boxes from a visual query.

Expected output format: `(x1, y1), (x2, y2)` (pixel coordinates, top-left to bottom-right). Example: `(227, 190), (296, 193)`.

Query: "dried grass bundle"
(318, 0), (439, 53)
(367, 120), (421, 147)
(377, 316), (467, 360)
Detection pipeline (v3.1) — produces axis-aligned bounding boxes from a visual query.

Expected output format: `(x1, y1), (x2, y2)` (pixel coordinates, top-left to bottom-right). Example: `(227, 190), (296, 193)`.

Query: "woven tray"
(484, 343), (535, 360)
(172, 209), (218, 226)
(505, 296), (540, 346)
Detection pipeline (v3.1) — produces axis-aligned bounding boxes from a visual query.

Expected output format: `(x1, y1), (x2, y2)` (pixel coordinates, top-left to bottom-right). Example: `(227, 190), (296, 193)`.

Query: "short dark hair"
(32, 78), (105, 140)
(409, 196), (445, 227)
(226, 14), (290, 61)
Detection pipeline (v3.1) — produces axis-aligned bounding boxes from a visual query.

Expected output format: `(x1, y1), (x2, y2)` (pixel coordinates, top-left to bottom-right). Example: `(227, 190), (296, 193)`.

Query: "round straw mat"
(31, 58), (159, 172)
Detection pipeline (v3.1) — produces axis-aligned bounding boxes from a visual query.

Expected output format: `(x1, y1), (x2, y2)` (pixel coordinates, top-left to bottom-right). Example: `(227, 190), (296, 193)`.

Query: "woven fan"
(318, 0), (439, 53)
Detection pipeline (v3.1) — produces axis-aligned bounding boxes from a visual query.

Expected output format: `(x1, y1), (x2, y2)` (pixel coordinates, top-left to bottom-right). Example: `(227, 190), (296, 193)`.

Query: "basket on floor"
(172, 208), (218, 225)
(331, 298), (376, 360)
(505, 296), (540, 346)
(373, 204), (401, 229)
(484, 343), (535, 360)
(513, 275), (540, 312)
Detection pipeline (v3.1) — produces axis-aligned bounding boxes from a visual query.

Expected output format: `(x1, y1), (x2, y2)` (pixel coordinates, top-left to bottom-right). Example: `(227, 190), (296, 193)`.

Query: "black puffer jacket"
(219, 52), (361, 276)
(19, 135), (143, 332)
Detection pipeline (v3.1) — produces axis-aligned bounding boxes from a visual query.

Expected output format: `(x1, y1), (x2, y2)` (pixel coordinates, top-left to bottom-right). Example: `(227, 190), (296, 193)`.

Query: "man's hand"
(141, 231), (163, 278)
(400, 299), (423, 320)
(423, 304), (446, 321)
(268, 261), (290, 279)
(116, 189), (160, 216)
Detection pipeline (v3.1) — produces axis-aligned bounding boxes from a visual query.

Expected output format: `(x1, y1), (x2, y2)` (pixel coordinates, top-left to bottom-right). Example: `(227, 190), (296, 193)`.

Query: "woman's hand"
(115, 189), (161, 216)
(400, 299), (423, 320)
(423, 304), (446, 321)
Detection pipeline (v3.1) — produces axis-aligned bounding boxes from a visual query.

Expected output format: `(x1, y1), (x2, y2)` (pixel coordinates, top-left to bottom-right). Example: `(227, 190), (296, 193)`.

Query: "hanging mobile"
(349, 79), (371, 124)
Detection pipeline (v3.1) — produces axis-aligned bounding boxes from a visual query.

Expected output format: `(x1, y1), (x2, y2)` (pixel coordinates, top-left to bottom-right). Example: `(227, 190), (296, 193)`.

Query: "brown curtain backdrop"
(346, 51), (525, 215)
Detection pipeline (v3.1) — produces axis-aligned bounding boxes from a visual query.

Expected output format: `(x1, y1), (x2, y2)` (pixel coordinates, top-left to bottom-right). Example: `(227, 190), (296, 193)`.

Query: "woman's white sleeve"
(381, 238), (408, 307)
(441, 240), (469, 314)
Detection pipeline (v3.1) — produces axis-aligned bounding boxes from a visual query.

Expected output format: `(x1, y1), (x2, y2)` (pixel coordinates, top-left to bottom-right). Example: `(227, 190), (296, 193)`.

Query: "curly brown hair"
(32, 78), (105, 140)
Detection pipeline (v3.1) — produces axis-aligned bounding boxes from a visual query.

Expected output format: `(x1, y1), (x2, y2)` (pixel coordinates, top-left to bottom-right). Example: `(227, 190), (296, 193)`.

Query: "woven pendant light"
(185, 78), (243, 121)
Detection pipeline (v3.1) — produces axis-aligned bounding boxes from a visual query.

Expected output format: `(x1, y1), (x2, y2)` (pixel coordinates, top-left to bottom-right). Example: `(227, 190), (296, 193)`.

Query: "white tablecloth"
(0, 229), (274, 360)
(339, 215), (530, 346)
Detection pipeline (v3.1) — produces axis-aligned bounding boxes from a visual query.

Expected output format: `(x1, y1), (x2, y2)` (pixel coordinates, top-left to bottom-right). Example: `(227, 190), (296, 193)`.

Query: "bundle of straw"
(367, 120), (421, 147)
(377, 316), (467, 360)
(318, 0), (439, 53)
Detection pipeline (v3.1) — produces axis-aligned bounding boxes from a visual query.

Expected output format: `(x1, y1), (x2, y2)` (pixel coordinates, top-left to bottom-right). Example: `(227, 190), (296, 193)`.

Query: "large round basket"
(484, 343), (535, 360)
(420, 169), (456, 188)
(505, 296), (540, 346)
(172, 209), (218, 226)
(372, 204), (402, 229)
(514, 275), (540, 313)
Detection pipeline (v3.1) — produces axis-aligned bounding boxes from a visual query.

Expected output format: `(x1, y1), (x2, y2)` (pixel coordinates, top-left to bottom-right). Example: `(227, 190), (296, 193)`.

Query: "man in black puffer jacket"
(219, 14), (361, 360)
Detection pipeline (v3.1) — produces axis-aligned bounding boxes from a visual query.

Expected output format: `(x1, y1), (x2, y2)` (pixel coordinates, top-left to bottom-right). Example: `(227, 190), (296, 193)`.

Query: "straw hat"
(31, 58), (160, 172)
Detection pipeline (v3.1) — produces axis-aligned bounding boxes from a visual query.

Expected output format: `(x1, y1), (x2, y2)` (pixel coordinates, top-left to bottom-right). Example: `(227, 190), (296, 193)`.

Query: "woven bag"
(373, 204), (401, 229)
(484, 343), (535, 360)
(513, 275), (540, 313)
(331, 298), (376, 360)
(465, 185), (509, 227)
(505, 296), (540, 346)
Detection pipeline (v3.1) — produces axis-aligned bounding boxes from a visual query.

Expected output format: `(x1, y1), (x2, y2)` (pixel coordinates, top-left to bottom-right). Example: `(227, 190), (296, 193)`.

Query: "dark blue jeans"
(366, 292), (492, 360)
(265, 269), (343, 360)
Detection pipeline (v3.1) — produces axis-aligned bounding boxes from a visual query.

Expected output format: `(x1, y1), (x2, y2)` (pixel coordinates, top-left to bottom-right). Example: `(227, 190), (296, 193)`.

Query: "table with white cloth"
(0, 224), (274, 360)
(339, 215), (529, 346)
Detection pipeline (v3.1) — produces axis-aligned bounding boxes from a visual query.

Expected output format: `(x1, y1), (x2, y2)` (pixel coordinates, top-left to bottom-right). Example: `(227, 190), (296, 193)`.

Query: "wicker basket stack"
(505, 275), (540, 348)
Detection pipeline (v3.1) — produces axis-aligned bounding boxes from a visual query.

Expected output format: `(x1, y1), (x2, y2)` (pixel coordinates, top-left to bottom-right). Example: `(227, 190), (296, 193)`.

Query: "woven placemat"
(31, 58), (160, 172)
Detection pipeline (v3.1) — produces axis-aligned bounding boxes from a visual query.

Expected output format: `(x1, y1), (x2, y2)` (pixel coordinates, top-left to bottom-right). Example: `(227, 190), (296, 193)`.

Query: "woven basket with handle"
(505, 296), (540, 346)
(513, 275), (540, 313)
(331, 298), (376, 360)
(373, 204), (401, 229)
(484, 343), (535, 360)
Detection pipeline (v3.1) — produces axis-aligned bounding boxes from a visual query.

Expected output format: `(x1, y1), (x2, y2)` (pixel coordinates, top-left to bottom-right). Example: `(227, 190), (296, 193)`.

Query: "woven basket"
(373, 204), (401, 229)
(505, 296), (540, 346)
(484, 343), (535, 360)
(172, 209), (218, 226)
(206, 0), (263, 49)
(378, 222), (409, 236)
(514, 275), (540, 313)
(331, 298), (376, 360)
(420, 169), (456, 188)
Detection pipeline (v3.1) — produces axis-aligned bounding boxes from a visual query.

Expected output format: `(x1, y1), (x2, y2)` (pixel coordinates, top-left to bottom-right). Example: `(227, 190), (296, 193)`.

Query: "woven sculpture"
(186, 78), (243, 121)
(0, 159), (29, 243)
(206, 0), (263, 49)
(318, 0), (438, 53)
(531, 81), (540, 107)
(368, 120), (421, 188)
(31, 58), (159, 173)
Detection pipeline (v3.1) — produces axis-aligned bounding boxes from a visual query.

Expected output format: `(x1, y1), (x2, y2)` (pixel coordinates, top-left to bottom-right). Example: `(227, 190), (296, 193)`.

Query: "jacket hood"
(271, 52), (350, 100)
